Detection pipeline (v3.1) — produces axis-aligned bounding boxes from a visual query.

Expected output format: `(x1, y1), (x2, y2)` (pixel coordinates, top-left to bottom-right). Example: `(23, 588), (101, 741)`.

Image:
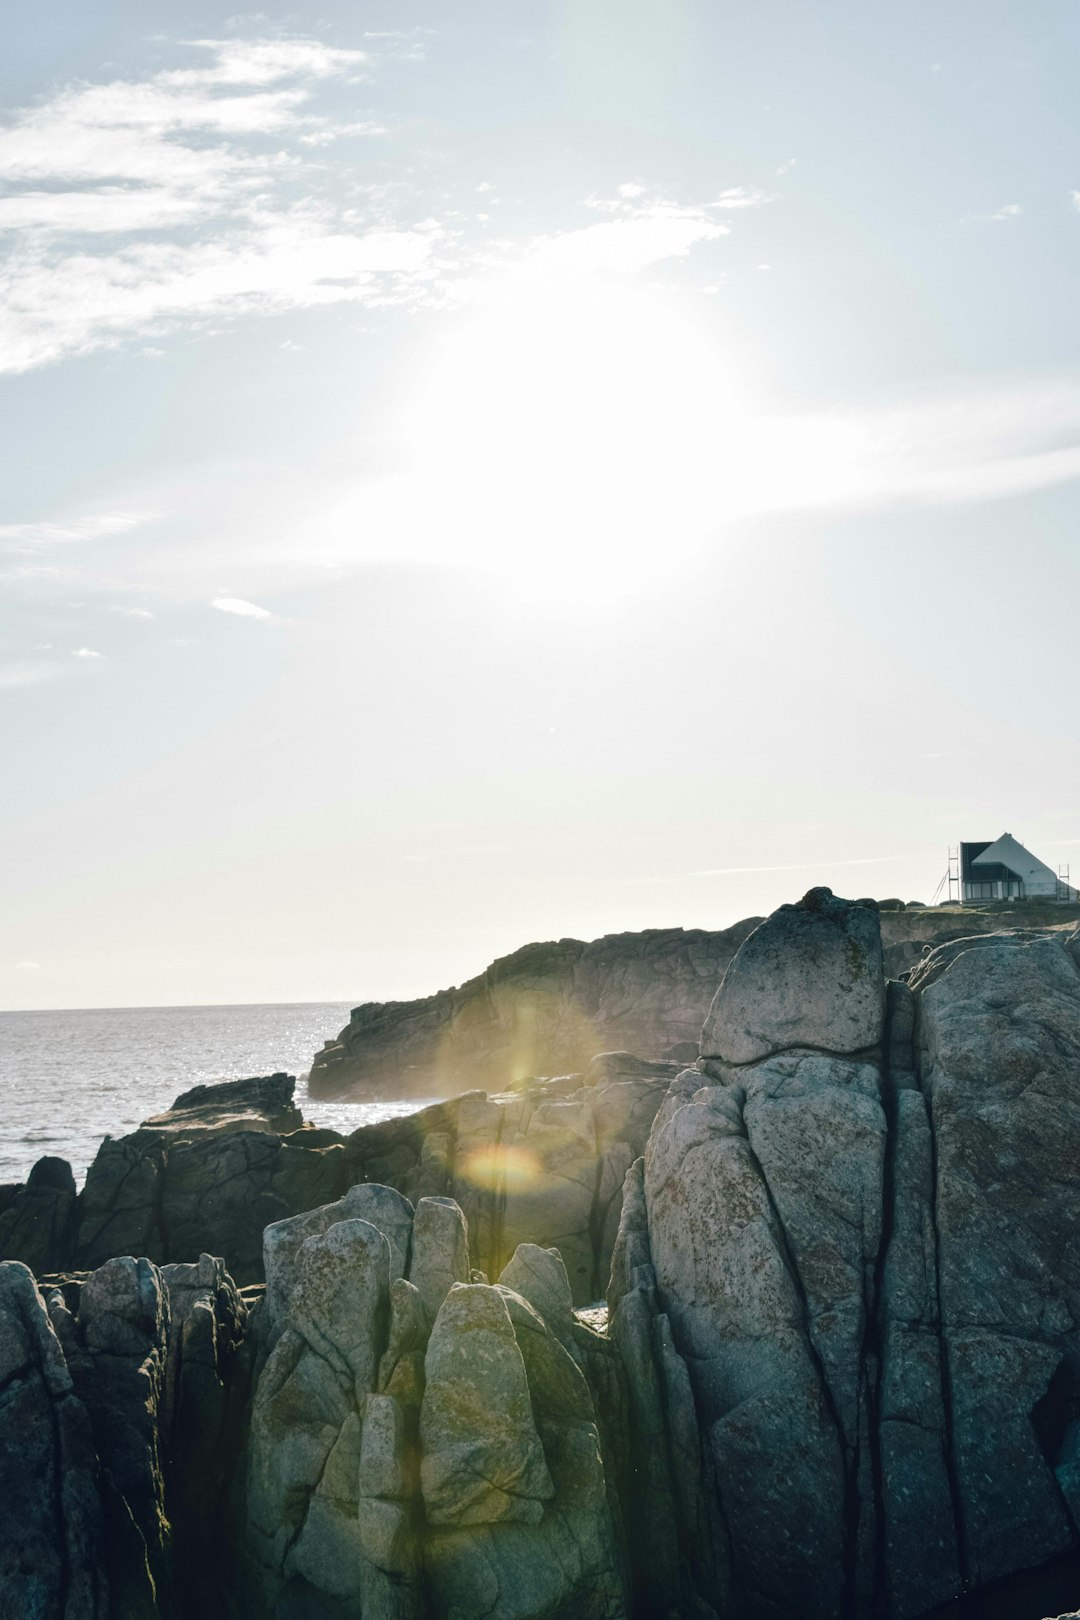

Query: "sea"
(0, 1001), (435, 1188)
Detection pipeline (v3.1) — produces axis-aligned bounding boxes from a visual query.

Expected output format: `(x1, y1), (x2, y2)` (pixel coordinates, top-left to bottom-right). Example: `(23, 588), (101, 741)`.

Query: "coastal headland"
(3, 893), (1080, 1620)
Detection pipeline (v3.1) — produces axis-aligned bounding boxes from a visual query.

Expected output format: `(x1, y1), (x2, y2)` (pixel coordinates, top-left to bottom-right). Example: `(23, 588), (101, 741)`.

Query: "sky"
(3, 0), (1080, 1011)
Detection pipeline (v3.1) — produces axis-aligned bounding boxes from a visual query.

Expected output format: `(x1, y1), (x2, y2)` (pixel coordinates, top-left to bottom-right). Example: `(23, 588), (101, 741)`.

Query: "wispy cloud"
(625, 854), (919, 886)
(962, 202), (1022, 224)
(211, 596), (275, 620)
(0, 510), (153, 548)
(71, 647), (103, 659)
(525, 203), (729, 276)
(0, 37), (437, 372)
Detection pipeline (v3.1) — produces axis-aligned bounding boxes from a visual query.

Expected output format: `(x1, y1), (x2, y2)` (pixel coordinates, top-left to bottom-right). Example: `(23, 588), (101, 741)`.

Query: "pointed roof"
(971, 833), (1057, 883)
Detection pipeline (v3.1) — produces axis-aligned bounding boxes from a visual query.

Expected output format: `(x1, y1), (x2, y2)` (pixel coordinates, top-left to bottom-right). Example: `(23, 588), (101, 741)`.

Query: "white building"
(960, 833), (1078, 904)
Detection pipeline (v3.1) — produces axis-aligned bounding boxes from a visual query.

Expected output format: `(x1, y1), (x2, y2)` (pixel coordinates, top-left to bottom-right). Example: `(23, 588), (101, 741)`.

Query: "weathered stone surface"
(292, 1218), (392, 1395)
(143, 1071), (302, 1139)
(701, 886), (885, 1065)
(311, 921), (762, 1098)
(917, 935), (1080, 1589)
(378, 1276), (430, 1405)
(245, 1184), (422, 1618)
(499, 1243), (578, 1356)
(644, 1074), (849, 1620)
(263, 1180), (413, 1332)
(0, 1261), (109, 1620)
(408, 1195), (470, 1318)
(420, 1282), (554, 1526)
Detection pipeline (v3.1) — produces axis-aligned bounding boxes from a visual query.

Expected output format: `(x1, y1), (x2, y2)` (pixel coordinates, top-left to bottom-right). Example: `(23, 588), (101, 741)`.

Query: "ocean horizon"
(0, 999), (432, 1187)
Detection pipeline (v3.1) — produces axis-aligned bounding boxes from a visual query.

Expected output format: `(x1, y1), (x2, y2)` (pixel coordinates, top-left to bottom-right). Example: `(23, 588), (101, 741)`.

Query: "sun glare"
(335, 272), (863, 596)
(401, 277), (745, 591)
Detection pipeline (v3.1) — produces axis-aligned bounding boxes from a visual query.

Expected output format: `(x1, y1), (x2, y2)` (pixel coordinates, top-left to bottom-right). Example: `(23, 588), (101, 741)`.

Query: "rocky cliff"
(4, 891), (1080, 1619)
(308, 901), (1080, 1100)
(308, 921), (763, 1099)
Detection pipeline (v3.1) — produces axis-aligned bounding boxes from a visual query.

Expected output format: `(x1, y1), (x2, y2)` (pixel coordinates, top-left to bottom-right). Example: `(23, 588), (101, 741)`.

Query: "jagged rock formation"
(2, 1056), (675, 1306)
(6, 892), (1080, 1618)
(309, 922), (763, 1099)
(0, 1247), (249, 1619)
(246, 1188), (626, 1620)
(609, 891), (1080, 1620)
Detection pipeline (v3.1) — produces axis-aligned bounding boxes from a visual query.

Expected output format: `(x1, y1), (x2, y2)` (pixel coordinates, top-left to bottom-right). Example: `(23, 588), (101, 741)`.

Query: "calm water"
(0, 1002), (433, 1187)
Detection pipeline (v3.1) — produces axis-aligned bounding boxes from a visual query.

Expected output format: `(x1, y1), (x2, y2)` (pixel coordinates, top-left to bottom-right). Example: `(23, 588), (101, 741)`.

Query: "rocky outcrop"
(7, 892), (1080, 1619)
(0, 1261), (109, 1619)
(608, 891), (1080, 1620)
(69, 1074), (346, 1282)
(0, 1155), (77, 1274)
(52, 1056), (675, 1303)
(310, 903), (1080, 1102)
(1, 1244), (250, 1620)
(245, 1186), (627, 1620)
(309, 922), (763, 1099)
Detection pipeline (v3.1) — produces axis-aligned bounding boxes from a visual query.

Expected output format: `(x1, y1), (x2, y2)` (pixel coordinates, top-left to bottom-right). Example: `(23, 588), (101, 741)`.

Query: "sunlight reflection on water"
(0, 1002), (432, 1186)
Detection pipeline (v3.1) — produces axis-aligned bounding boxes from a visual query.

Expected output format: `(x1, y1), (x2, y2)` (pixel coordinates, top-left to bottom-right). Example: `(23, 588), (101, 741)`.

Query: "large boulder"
(0, 1155), (77, 1274)
(915, 936), (1080, 1589)
(420, 1283), (554, 1526)
(700, 887), (885, 1065)
(607, 898), (1080, 1620)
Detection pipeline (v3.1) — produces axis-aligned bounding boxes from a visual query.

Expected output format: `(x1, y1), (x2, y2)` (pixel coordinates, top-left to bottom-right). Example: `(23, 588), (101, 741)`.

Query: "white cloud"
(163, 38), (368, 88)
(524, 203), (728, 278)
(963, 202), (1023, 224)
(14, 960), (41, 971)
(71, 647), (103, 659)
(0, 510), (153, 547)
(710, 186), (768, 208)
(110, 606), (155, 618)
(211, 596), (275, 619)
(0, 37), (434, 373)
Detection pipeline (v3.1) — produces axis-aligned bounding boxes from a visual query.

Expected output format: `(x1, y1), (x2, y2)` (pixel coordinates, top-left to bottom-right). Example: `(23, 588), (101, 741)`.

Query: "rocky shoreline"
(3, 891), (1080, 1619)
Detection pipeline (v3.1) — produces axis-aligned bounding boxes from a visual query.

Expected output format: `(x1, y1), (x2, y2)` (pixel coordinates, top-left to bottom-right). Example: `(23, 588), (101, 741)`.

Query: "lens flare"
(459, 1144), (543, 1191)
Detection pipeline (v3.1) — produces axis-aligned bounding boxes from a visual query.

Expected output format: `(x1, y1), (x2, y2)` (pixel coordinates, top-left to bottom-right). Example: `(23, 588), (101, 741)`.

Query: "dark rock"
(0, 1154), (77, 1274)
(0, 1261), (109, 1619)
(73, 1076), (346, 1283)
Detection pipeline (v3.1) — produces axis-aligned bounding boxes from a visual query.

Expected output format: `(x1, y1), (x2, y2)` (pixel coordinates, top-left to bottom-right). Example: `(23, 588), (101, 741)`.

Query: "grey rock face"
(408, 1195), (470, 1318)
(499, 1243), (578, 1356)
(342, 1058), (675, 1305)
(701, 886), (886, 1065)
(0, 1261), (109, 1620)
(916, 936), (1080, 1589)
(420, 1282), (554, 1526)
(263, 1180), (412, 1333)
(247, 1185), (627, 1620)
(611, 897), (1080, 1620)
